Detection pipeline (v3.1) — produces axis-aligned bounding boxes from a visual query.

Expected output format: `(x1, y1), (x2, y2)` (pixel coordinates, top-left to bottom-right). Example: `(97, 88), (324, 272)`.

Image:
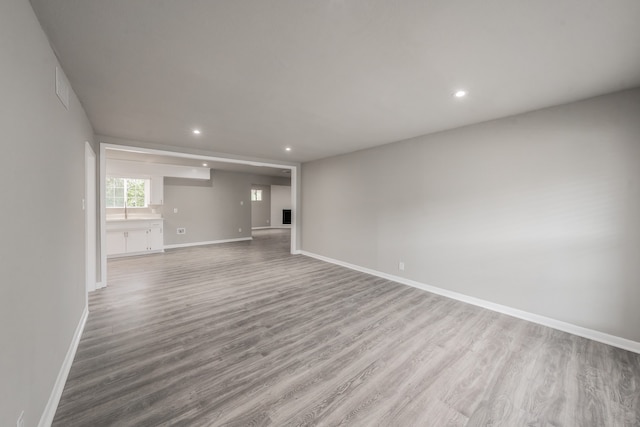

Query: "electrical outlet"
(398, 261), (405, 271)
(238, 228), (242, 233)
(17, 411), (24, 427)
(177, 228), (186, 235)
(173, 208), (178, 214)
(240, 200), (244, 205)
(267, 219), (270, 224)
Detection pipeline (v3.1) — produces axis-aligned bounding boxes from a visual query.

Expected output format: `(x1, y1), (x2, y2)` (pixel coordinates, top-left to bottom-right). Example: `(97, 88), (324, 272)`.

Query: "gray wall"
(302, 89), (640, 343)
(251, 184), (271, 228)
(163, 171), (289, 245)
(0, 0), (95, 425)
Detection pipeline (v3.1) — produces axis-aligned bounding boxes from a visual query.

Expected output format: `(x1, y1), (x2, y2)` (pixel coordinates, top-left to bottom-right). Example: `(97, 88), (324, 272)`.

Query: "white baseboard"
(300, 250), (640, 354)
(38, 304), (88, 427)
(252, 226), (292, 230)
(107, 249), (164, 259)
(90, 281), (106, 291)
(164, 237), (252, 250)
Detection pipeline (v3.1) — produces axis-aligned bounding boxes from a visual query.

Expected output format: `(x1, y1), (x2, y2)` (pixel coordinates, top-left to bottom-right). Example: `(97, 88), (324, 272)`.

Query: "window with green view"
(106, 177), (148, 208)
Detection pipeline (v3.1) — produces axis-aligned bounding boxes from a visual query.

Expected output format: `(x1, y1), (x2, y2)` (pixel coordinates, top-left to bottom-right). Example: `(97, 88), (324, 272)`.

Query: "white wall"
(0, 0), (95, 425)
(251, 184), (271, 228)
(301, 89), (640, 344)
(271, 185), (292, 228)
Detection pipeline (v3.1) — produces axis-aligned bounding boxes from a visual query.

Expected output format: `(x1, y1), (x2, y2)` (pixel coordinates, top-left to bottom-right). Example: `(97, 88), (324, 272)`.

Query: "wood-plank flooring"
(53, 229), (640, 426)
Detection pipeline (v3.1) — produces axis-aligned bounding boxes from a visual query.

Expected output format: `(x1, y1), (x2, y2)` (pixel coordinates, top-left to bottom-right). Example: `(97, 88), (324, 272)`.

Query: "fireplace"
(282, 209), (292, 225)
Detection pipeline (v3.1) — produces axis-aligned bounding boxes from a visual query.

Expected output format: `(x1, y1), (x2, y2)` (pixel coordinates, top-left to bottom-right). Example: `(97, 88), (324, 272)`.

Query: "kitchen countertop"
(106, 216), (163, 222)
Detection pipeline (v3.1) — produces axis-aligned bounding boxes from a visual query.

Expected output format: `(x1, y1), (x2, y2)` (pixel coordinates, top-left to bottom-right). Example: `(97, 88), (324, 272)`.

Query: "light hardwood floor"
(53, 229), (640, 426)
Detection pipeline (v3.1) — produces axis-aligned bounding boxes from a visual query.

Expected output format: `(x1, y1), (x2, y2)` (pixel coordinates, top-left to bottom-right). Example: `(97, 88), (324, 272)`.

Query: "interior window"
(251, 189), (262, 201)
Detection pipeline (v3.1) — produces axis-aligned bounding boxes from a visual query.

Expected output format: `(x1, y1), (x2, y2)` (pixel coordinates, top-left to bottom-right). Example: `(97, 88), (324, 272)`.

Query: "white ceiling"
(105, 148), (292, 178)
(31, 0), (640, 163)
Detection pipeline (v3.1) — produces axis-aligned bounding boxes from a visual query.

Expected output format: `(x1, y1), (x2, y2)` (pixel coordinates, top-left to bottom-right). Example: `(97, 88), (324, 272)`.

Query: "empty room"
(1, 0), (639, 426)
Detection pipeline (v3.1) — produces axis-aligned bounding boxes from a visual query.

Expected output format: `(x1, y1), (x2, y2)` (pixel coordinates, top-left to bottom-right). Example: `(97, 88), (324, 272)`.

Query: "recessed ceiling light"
(192, 129), (201, 135)
(454, 90), (467, 98)
(202, 163), (208, 167)
(285, 147), (292, 152)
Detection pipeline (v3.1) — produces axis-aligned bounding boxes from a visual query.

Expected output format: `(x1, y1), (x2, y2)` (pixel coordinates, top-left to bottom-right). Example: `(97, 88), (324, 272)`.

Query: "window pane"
(107, 177), (126, 207)
(106, 197), (123, 208)
(125, 178), (147, 207)
(251, 189), (262, 201)
(108, 177), (123, 189)
(108, 177), (149, 208)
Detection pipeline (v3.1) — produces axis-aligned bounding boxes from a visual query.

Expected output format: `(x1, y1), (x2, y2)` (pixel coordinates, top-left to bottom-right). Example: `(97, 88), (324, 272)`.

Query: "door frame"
(85, 142), (97, 293)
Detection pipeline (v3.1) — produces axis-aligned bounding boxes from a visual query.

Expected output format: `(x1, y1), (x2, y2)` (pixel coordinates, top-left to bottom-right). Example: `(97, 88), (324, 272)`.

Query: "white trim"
(38, 305), (89, 427)
(252, 226), (292, 230)
(99, 139), (296, 170)
(85, 142), (97, 294)
(95, 281), (106, 290)
(300, 250), (640, 354)
(164, 237), (252, 250)
(107, 249), (165, 259)
(99, 144), (107, 287)
(289, 168), (298, 255)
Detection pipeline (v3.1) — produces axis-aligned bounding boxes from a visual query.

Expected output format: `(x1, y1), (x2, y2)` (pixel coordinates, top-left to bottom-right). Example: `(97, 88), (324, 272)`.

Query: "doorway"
(98, 143), (300, 288)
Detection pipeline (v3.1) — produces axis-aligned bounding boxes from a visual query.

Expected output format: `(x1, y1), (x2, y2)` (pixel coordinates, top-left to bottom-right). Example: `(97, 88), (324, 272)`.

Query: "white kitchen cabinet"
(150, 175), (164, 205)
(106, 219), (164, 257)
(126, 229), (149, 253)
(148, 221), (163, 251)
(106, 230), (126, 256)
